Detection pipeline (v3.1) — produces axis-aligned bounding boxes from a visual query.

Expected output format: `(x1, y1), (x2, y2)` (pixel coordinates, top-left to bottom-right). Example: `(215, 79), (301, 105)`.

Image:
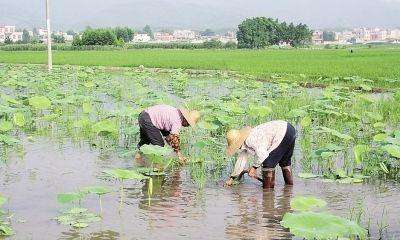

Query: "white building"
(0, 34), (5, 43)
(154, 32), (175, 42)
(10, 32), (23, 42)
(4, 25), (16, 34)
(173, 30), (196, 41)
(132, 33), (151, 43)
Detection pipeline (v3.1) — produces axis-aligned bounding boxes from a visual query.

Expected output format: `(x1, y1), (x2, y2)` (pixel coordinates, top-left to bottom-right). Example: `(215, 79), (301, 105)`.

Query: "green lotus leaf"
(281, 211), (367, 240)
(57, 193), (84, 204)
(248, 105), (272, 118)
(353, 144), (370, 164)
(0, 121), (13, 132)
(291, 196), (327, 211)
(72, 222), (88, 228)
(317, 127), (353, 141)
(383, 144), (400, 158)
(0, 195), (7, 207)
(82, 101), (93, 114)
(373, 133), (388, 142)
(92, 119), (119, 135)
(13, 112), (25, 127)
(140, 144), (173, 157)
(0, 224), (14, 236)
(29, 96), (51, 110)
(83, 186), (111, 196)
(0, 134), (20, 146)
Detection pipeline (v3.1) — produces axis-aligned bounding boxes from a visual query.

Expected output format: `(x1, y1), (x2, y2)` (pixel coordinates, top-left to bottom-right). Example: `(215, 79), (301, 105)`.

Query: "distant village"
(312, 28), (400, 45)
(1, 24), (400, 45)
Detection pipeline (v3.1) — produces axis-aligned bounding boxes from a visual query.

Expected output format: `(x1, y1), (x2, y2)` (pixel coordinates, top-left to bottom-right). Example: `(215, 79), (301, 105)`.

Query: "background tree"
(80, 28), (117, 46)
(323, 31), (336, 42)
(202, 39), (222, 48)
(113, 27), (134, 42)
(52, 34), (65, 43)
(237, 17), (281, 48)
(66, 30), (76, 36)
(4, 36), (12, 44)
(72, 35), (82, 46)
(237, 17), (312, 48)
(142, 25), (154, 39)
(22, 29), (30, 44)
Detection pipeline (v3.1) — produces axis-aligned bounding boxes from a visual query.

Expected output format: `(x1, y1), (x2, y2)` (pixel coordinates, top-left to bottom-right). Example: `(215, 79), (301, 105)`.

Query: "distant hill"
(1, 0), (400, 30)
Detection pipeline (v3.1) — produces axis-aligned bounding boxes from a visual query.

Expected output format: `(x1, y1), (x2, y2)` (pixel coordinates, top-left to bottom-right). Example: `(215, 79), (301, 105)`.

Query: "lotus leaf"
(57, 192), (85, 204)
(92, 119), (119, 135)
(83, 186), (111, 196)
(290, 196), (327, 211)
(0, 134), (20, 146)
(353, 145), (370, 164)
(383, 145), (400, 158)
(13, 112), (25, 127)
(373, 133), (388, 142)
(55, 207), (100, 229)
(0, 121), (13, 132)
(29, 96), (51, 110)
(248, 105), (272, 118)
(317, 127), (353, 141)
(281, 211), (367, 240)
(0, 195), (6, 207)
(0, 224), (13, 236)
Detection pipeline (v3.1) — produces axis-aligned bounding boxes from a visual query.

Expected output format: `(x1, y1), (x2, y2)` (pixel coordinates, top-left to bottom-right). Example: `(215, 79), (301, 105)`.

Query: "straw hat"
(226, 126), (252, 156)
(180, 109), (201, 127)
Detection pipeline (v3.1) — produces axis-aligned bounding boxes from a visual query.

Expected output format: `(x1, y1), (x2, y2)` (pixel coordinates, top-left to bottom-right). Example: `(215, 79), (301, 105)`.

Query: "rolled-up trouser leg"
(262, 168), (275, 189)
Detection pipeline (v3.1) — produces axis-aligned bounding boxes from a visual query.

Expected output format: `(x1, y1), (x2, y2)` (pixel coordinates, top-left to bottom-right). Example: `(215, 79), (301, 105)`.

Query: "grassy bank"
(1, 48), (399, 88)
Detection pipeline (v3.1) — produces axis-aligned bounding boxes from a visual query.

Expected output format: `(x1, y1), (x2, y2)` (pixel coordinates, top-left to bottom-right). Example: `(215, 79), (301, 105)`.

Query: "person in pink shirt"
(136, 104), (200, 163)
(224, 120), (296, 188)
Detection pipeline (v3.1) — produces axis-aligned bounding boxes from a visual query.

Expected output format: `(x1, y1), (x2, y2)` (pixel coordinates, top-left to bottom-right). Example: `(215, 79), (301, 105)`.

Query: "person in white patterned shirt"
(224, 120), (296, 188)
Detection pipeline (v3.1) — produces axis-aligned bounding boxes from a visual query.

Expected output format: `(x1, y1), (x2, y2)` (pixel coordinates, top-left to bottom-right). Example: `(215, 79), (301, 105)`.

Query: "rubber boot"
(262, 169), (275, 189)
(282, 166), (294, 185)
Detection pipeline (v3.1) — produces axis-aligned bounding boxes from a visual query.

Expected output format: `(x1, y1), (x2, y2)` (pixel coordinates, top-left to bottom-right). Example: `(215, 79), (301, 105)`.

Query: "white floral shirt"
(231, 120), (288, 177)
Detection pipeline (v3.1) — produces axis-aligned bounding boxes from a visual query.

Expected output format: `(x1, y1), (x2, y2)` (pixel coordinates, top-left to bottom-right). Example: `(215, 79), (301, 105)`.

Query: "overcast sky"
(1, 0), (400, 30)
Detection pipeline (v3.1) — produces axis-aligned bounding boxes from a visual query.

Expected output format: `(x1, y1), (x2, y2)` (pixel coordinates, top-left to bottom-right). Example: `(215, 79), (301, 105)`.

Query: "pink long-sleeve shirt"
(145, 105), (182, 134)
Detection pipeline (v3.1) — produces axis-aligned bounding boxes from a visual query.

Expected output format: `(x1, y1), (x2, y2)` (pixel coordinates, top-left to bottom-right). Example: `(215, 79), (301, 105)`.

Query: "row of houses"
(0, 24), (74, 43)
(133, 30), (237, 43)
(313, 27), (400, 45)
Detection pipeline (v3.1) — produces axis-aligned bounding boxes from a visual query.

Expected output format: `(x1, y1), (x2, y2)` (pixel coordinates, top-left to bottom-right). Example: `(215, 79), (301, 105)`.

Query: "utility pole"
(46, 0), (52, 71)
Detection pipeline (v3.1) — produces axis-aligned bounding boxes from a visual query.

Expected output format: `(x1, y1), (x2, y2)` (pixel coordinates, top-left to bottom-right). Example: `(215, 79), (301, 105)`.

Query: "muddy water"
(1, 138), (400, 240)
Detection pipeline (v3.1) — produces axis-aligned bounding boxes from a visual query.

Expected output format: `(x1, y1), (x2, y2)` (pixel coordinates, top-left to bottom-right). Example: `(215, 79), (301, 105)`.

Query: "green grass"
(1, 48), (399, 88)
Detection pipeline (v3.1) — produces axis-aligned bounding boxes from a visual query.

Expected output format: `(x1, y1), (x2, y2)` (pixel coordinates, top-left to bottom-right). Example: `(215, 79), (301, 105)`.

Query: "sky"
(1, 0), (400, 30)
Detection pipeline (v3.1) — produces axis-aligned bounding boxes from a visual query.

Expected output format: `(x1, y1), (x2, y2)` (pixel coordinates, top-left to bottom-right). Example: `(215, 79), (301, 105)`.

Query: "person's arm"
(225, 151), (249, 186)
(231, 150), (249, 178)
(165, 134), (180, 152)
(165, 133), (186, 163)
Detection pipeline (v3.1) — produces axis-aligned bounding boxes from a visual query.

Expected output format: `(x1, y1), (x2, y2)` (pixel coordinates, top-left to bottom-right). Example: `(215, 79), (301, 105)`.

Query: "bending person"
(136, 104), (200, 163)
(225, 120), (296, 188)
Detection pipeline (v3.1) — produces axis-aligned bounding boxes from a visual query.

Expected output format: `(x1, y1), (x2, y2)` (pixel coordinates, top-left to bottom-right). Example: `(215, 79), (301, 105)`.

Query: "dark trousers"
(262, 123), (296, 168)
(137, 111), (169, 149)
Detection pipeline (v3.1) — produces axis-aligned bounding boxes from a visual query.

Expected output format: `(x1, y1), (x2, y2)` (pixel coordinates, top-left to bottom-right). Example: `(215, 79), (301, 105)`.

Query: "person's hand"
(224, 177), (234, 187)
(248, 167), (257, 179)
(177, 151), (187, 164)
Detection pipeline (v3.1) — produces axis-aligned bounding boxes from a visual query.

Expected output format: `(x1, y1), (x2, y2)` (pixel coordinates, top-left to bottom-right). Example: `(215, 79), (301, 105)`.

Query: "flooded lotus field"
(0, 64), (400, 239)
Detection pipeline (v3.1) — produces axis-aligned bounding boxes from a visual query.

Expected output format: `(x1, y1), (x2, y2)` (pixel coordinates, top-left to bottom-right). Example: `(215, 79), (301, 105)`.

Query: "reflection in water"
(59, 230), (120, 240)
(2, 139), (400, 239)
(226, 186), (293, 239)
